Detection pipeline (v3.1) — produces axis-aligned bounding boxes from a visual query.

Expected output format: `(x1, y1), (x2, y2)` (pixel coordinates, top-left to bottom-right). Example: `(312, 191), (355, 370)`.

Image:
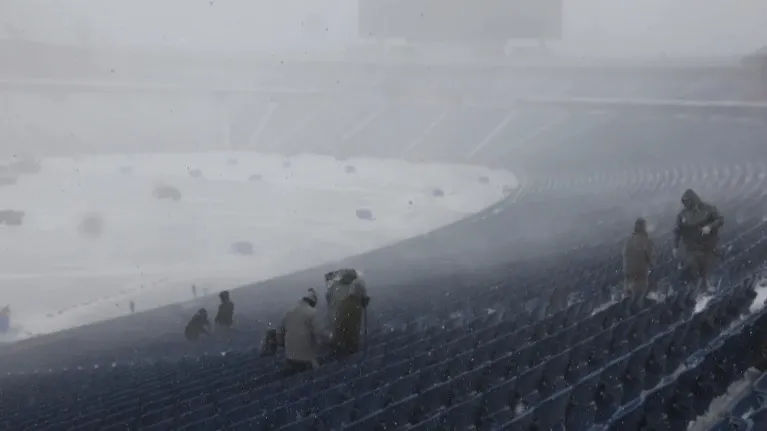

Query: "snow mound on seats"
(0, 152), (516, 339)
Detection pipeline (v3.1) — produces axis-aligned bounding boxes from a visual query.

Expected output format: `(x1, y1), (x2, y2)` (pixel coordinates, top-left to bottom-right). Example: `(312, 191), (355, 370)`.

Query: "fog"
(2, 0), (766, 56)
(1, 0), (765, 342)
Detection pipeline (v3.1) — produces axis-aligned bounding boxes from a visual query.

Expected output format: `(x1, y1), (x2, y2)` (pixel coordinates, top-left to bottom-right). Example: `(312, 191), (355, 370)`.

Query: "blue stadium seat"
(315, 383), (352, 412)
(540, 351), (571, 398)
(589, 329), (614, 371)
(472, 343), (494, 367)
(710, 416), (752, 431)
(509, 345), (535, 376)
(314, 399), (354, 429)
(409, 382), (449, 424)
(139, 405), (176, 428)
(665, 372), (696, 430)
(100, 423), (131, 431)
(575, 314), (601, 337)
(280, 415), (316, 431)
(70, 417), (104, 431)
(754, 372), (767, 394)
(733, 391), (767, 418)
(223, 400), (260, 425)
(565, 340), (591, 385)
(666, 323), (691, 371)
(608, 401), (644, 431)
(141, 417), (175, 431)
(645, 332), (672, 390)
(449, 370), (478, 404)
(594, 357), (629, 424)
(446, 355), (471, 380)
(416, 363), (444, 392)
(627, 311), (652, 347)
(640, 381), (668, 428)
(514, 362), (544, 409)
(532, 388), (571, 430)
(176, 404), (217, 429)
(690, 363), (717, 416)
(177, 414), (220, 431)
(352, 388), (388, 419)
(386, 374), (418, 403)
(750, 407), (767, 429)
(440, 395), (482, 430)
(501, 409), (533, 431)
(481, 378), (515, 419)
(609, 319), (634, 356)
(545, 310), (567, 335)
(622, 344), (652, 405)
(486, 355), (513, 387)
(566, 372), (600, 431)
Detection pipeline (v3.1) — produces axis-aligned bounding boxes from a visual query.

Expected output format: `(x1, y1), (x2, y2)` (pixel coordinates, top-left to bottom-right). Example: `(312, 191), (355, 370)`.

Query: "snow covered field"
(0, 152), (516, 339)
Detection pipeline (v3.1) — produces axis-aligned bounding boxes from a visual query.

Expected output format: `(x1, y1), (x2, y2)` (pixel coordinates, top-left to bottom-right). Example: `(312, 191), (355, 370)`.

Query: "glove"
(672, 248), (678, 259)
(701, 225), (712, 235)
(361, 296), (370, 308)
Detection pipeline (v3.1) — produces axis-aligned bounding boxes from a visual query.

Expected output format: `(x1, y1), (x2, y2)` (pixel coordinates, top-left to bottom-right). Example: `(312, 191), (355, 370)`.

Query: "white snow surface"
(0, 152), (516, 340)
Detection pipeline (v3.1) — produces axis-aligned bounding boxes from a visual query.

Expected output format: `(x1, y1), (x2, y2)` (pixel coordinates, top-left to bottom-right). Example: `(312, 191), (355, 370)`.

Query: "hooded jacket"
(327, 276), (368, 327)
(674, 189), (724, 253)
(281, 293), (321, 364)
(215, 292), (234, 327)
(185, 309), (210, 340)
(623, 219), (654, 281)
(326, 275), (369, 354)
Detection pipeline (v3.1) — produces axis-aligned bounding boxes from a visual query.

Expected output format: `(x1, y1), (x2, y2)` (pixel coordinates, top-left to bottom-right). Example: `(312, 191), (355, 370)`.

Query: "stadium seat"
(514, 363), (544, 408)
(594, 357), (629, 424)
(732, 391), (767, 418)
(710, 417), (752, 431)
(539, 350), (571, 397)
(609, 319), (634, 356)
(608, 401), (644, 431)
(532, 387), (572, 430)
(566, 372), (600, 431)
(666, 370), (697, 430)
(750, 407), (767, 429)
(497, 407), (532, 431)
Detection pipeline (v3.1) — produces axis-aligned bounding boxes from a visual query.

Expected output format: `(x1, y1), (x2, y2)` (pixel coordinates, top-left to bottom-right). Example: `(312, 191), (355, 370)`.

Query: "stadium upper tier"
(3, 49), (766, 163)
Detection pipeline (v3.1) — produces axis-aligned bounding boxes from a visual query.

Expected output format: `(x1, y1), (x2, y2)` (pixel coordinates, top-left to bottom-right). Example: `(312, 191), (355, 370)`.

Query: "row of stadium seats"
(609, 295), (767, 431)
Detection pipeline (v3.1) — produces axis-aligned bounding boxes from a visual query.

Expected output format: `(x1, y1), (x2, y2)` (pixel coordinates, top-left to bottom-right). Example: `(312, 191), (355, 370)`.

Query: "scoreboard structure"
(358, 0), (562, 42)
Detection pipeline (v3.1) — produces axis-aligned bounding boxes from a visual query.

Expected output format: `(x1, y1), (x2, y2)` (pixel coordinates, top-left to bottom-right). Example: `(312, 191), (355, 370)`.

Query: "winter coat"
(281, 299), (321, 364)
(327, 277), (369, 354)
(623, 231), (654, 281)
(215, 301), (234, 327)
(0, 308), (9, 333)
(185, 313), (210, 340)
(674, 189), (724, 253)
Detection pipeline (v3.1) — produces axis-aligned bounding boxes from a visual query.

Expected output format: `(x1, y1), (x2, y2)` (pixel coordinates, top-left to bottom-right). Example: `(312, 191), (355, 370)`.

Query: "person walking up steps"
(673, 189), (724, 294)
(325, 269), (370, 357)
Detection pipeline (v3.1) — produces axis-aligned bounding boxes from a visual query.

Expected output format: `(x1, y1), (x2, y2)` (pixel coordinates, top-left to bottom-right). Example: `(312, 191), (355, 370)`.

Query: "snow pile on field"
(0, 152), (516, 339)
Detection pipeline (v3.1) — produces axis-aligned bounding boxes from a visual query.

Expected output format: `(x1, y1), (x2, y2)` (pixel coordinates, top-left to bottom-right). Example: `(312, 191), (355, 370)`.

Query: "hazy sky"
(2, 0), (766, 57)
